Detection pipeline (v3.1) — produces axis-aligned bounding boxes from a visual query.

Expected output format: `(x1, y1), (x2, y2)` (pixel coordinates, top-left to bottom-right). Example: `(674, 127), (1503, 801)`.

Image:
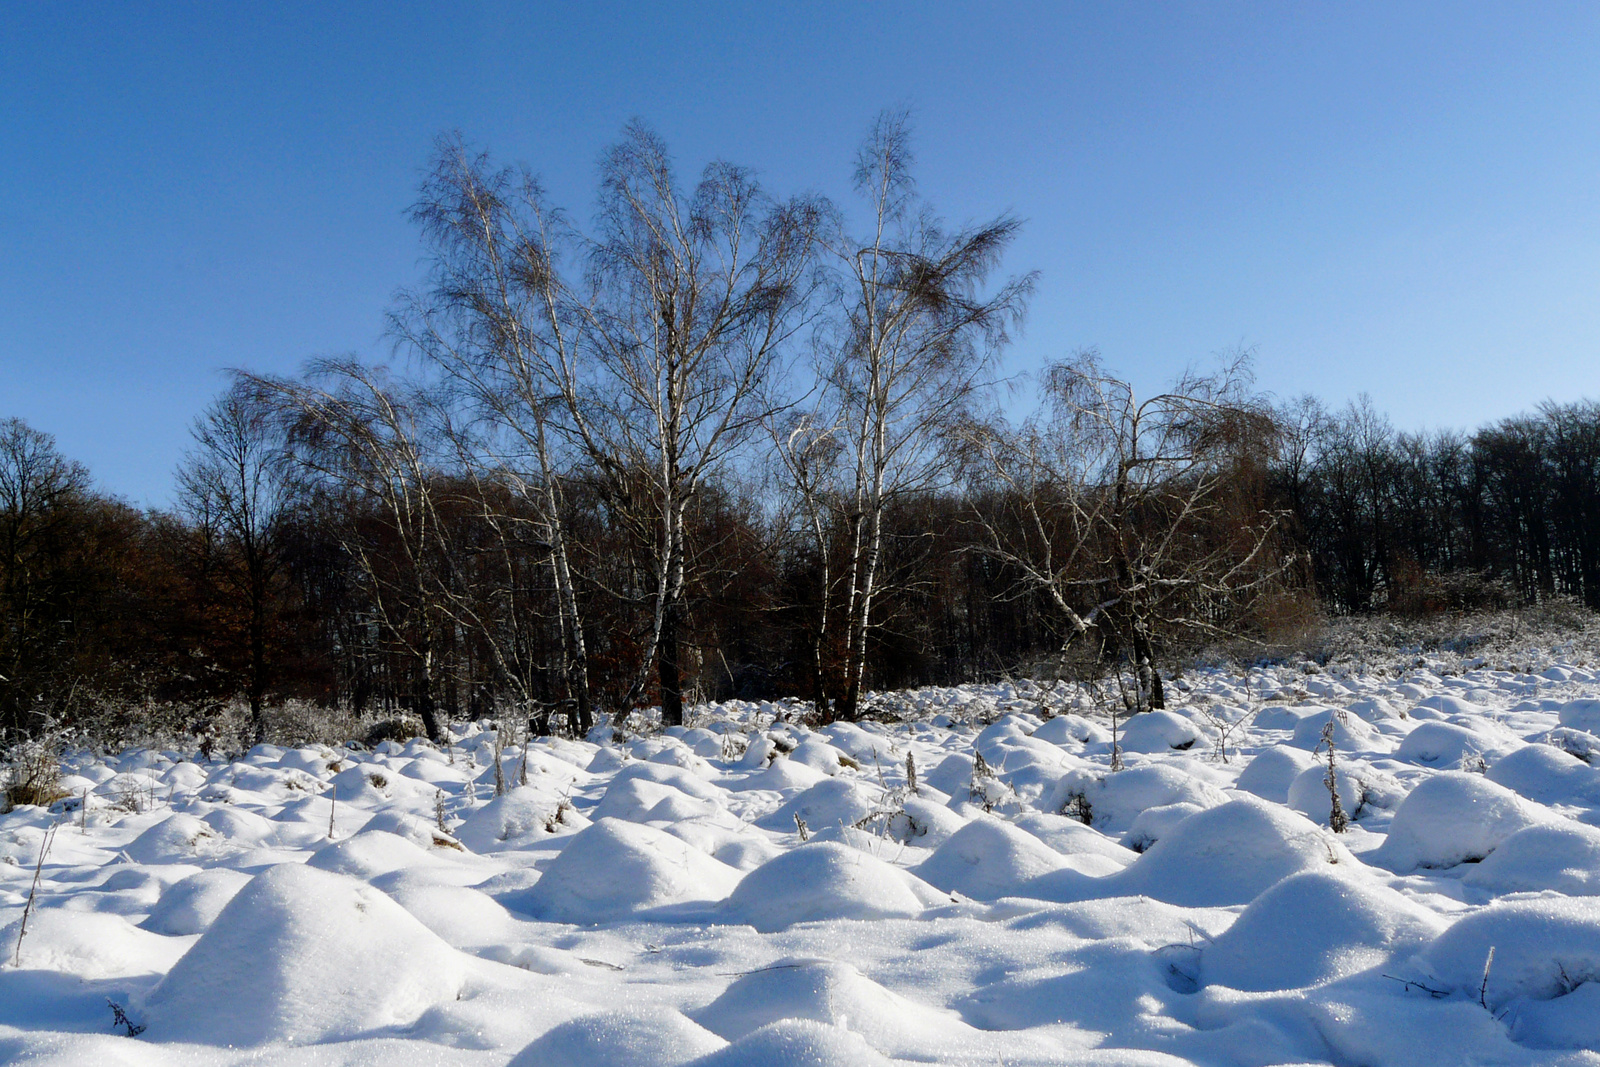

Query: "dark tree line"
(1276, 395), (1600, 614)
(3, 115), (1595, 744)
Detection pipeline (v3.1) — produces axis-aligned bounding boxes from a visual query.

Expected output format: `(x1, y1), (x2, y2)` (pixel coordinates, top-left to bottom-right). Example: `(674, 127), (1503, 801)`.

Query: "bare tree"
(245, 362), (453, 742)
(177, 382), (290, 743)
(397, 136), (596, 733)
(565, 121), (824, 725)
(969, 350), (1293, 710)
(797, 110), (1033, 721)
(0, 420), (90, 734)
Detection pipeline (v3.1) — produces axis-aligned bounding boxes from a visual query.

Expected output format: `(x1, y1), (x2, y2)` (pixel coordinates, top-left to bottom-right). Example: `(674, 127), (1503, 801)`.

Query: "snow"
(1371, 772), (1550, 871)
(139, 862), (466, 1045)
(10, 643), (1600, 1063)
(913, 816), (1067, 899)
(1235, 744), (1315, 802)
(1044, 762), (1228, 833)
(1485, 742), (1600, 805)
(1030, 796), (1357, 907)
(141, 868), (252, 935)
(1418, 895), (1600, 1009)
(690, 1018), (895, 1067)
(693, 956), (989, 1059)
(507, 1008), (725, 1067)
(1118, 709), (1203, 752)
(1200, 870), (1445, 991)
(519, 818), (742, 923)
(722, 841), (936, 930)
(1463, 822), (1600, 896)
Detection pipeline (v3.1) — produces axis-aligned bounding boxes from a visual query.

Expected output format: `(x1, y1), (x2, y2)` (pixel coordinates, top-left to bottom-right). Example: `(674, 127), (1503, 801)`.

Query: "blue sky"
(5, 3), (1600, 505)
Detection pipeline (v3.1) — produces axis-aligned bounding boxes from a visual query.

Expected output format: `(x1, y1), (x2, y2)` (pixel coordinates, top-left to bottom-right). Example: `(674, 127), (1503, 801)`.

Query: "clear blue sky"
(5, 3), (1600, 506)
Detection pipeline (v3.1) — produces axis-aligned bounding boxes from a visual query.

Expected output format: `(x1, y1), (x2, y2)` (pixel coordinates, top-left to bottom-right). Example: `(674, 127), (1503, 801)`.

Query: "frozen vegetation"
(8, 637), (1600, 1063)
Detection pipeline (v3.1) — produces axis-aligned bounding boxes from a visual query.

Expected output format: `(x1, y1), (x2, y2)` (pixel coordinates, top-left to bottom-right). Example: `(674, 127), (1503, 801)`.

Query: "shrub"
(3, 740), (66, 812)
(363, 717), (425, 746)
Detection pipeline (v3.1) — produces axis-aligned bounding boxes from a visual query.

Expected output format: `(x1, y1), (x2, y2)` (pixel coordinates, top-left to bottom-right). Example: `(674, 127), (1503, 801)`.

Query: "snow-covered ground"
(7, 651), (1600, 1065)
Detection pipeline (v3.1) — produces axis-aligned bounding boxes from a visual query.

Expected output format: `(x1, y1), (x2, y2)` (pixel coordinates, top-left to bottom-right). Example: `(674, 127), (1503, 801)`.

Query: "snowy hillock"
(10, 645), (1600, 1062)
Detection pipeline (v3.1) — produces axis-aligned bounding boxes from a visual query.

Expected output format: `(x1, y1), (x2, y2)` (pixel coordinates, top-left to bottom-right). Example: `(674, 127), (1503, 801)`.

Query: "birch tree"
(809, 110), (1032, 721)
(397, 136), (596, 732)
(569, 122), (823, 725)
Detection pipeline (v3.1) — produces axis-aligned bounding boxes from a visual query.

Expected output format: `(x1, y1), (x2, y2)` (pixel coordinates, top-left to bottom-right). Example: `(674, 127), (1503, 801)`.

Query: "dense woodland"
(5, 116), (1599, 747)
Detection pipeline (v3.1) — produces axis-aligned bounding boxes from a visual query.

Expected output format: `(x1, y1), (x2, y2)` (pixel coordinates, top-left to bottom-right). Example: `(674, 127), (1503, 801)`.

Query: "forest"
(5, 115), (1600, 748)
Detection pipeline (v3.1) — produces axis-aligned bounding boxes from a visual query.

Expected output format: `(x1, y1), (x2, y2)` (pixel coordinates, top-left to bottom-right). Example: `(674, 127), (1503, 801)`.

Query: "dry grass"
(3, 742), (67, 812)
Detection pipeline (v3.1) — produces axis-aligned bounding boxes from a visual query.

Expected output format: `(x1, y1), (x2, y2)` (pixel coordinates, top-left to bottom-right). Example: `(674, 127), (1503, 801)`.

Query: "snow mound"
(453, 785), (587, 852)
(734, 757), (827, 794)
(1484, 743), (1600, 805)
(1288, 711), (1376, 751)
(788, 738), (848, 774)
(1371, 772), (1550, 872)
(1419, 896), (1600, 1010)
(1031, 714), (1108, 746)
(201, 805), (282, 847)
(508, 1008), (726, 1067)
(142, 868), (253, 935)
(1028, 797), (1352, 907)
(610, 760), (723, 799)
(1504, 980), (1600, 1051)
(1119, 710), (1202, 753)
(1253, 704), (1324, 731)
(1044, 764), (1227, 833)
(1202, 870), (1445, 991)
(122, 813), (225, 864)
(518, 818), (741, 923)
(328, 763), (398, 801)
(757, 778), (880, 833)
(1463, 822), (1600, 896)
(1235, 745), (1315, 803)
(819, 721), (893, 762)
(1013, 812), (1138, 867)
(359, 809), (463, 851)
(141, 862), (466, 1045)
(924, 753), (975, 795)
(1122, 801), (1205, 851)
(1345, 696), (1401, 722)
(306, 828), (448, 880)
(685, 1019), (893, 1067)
(1286, 764), (1366, 825)
(1415, 693), (1494, 717)
(913, 817), (1066, 899)
(592, 776), (728, 823)
(1394, 721), (1508, 767)
(1557, 698), (1600, 735)
(379, 876), (520, 947)
(694, 957), (978, 1059)
(896, 794), (971, 847)
(3, 909), (187, 978)
(722, 842), (933, 931)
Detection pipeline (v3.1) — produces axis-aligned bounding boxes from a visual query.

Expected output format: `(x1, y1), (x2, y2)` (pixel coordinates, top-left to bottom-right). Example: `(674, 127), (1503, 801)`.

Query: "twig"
(107, 998), (145, 1037)
(1382, 974), (1449, 998)
(13, 823), (58, 967)
(1479, 945), (1496, 1009)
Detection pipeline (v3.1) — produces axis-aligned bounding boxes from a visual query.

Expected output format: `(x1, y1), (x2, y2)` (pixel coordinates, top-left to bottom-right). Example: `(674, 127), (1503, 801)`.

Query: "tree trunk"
(658, 594), (683, 726)
(547, 499), (593, 734)
(839, 506), (882, 722)
(248, 559), (268, 744)
(1131, 625), (1164, 711)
